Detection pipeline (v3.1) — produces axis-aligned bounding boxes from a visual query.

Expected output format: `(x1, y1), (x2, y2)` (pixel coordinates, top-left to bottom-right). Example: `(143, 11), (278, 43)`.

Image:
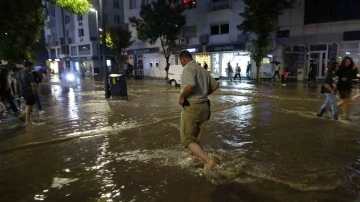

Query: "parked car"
(168, 65), (220, 87)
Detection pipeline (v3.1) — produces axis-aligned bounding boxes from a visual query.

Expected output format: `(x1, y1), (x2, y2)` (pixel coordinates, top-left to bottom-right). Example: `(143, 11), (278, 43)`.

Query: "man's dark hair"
(24, 61), (33, 67)
(179, 51), (193, 60)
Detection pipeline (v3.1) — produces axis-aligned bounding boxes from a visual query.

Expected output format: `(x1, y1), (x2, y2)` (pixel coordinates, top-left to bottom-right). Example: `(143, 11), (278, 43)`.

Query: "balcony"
(209, 0), (231, 12)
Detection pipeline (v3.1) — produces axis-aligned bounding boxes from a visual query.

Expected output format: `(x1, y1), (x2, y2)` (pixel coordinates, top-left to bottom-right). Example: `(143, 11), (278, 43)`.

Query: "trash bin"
(109, 74), (128, 100)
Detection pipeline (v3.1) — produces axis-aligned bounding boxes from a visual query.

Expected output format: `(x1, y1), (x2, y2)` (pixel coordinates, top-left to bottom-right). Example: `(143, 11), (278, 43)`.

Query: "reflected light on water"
(68, 88), (79, 120)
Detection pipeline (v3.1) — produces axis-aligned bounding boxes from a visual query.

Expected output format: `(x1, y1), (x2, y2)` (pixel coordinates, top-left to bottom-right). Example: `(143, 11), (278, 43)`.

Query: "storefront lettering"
(207, 43), (245, 52)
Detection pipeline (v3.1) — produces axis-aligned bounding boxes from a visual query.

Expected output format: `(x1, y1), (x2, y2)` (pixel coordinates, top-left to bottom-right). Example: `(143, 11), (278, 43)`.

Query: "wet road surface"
(0, 76), (360, 202)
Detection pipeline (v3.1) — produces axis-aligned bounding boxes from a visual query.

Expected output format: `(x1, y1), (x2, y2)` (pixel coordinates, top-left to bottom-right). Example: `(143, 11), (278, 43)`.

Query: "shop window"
(309, 44), (327, 51)
(183, 26), (197, 38)
(340, 42), (359, 50)
(210, 24), (229, 35)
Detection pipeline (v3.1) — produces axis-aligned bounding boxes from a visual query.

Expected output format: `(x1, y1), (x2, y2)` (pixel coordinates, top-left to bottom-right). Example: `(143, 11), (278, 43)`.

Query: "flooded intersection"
(0, 79), (359, 202)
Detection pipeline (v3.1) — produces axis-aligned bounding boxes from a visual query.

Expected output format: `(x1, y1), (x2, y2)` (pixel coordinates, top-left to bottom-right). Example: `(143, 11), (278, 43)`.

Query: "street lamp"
(89, 8), (100, 77)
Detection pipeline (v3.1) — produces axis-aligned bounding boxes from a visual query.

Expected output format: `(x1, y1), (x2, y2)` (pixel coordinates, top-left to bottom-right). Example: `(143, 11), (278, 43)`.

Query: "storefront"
(127, 47), (167, 79)
(69, 57), (94, 75)
(205, 43), (249, 77)
(172, 45), (210, 69)
(48, 59), (60, 74)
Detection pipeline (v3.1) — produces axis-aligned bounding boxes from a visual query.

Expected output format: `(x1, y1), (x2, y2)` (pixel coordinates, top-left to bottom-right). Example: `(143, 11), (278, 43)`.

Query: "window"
(210, 0), (230, 11)
(183, 0), (196, 9)
(130, 0), (136, 9)
(78, 44), (91, 55)
(113, 0), (120, 8)
(78, 28), (84, 37)
(78, 15), (83, 21)
(71, 46), (78, 56)
(210, 24), (229, 35)
(65, 16), (70, 24)
(183, 26), (197, 38)
(114, 15), (120, 24)
(141, 0), (151, 5)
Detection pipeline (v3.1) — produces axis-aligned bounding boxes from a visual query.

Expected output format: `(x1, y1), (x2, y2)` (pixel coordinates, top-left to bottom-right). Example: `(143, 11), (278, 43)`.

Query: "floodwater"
(0, 76), (360, 202)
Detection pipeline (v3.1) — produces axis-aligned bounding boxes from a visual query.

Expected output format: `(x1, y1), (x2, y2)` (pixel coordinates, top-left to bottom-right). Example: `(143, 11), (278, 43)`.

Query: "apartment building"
(124, 0), (259, 79)
(44, 0), (124, 76)
(277, 0), (360, 80)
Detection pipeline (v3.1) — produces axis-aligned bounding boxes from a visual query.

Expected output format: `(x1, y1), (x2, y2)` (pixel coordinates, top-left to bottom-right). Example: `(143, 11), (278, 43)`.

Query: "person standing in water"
(336, 56), (358, 120)
(316, 62), (339, 120)
(178, 50), (219, 175)
(15, 62), (38, 125)
(246, 61), (251, 79)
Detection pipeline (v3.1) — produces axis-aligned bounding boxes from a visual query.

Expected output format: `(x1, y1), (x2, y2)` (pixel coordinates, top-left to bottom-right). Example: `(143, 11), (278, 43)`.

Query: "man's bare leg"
(25, 105), (33, 125)
(188, 142), (216, 174)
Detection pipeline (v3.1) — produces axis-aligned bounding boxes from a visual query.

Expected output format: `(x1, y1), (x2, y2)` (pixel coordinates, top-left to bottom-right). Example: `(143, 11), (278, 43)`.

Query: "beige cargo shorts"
(180, 102), (210, 147)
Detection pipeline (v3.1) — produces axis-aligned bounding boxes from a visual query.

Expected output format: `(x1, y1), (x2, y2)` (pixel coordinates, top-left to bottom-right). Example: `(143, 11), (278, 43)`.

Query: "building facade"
(277, 0), (360, 80)
(124, 0), (266, 79)
(44, 0), (124, 76)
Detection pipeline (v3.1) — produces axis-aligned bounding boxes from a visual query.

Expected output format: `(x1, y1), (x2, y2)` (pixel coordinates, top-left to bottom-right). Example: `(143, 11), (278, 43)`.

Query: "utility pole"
(99, 0), (111, 98)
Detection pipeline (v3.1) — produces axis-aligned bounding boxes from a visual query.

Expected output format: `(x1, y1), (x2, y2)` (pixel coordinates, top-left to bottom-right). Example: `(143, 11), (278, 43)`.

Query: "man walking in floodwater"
(178, 51), (219, 174)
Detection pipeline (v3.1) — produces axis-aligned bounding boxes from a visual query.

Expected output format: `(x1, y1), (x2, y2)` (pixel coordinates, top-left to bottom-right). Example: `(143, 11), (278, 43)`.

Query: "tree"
(129, 0), (186, 78)
(0, 0), (91, 63)
(237, 0), (295, 82)
(106, 26), (134, 73)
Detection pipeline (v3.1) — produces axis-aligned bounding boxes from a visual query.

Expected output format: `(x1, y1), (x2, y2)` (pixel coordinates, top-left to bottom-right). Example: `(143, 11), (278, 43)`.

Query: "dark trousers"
(273, 71), (280, 79)
(34, 93), (42, 111)
(281, 75), (286, 84)
(234, 73), (241, 80)
(8, 98), (18, 112)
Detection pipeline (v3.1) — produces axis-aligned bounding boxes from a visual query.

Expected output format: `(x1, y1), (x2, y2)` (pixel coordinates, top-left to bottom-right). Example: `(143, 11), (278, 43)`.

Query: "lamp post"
(99, 0), (111, 98)
(89, 8), (100, 77)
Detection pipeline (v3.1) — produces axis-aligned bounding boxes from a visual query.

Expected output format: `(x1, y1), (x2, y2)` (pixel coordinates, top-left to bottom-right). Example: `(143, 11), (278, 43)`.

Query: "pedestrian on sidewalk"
(15, 62), (38, 125)
(234, 63), (241, 81)
(246, 61), (251, 79)
(336, 56), (358, 120)
(227, 62), (233, 81)
(317, 62), (339, 120)
(203, 62), (208, 71)
(178, 50), (219, 175)
(272, 62), (281, 80)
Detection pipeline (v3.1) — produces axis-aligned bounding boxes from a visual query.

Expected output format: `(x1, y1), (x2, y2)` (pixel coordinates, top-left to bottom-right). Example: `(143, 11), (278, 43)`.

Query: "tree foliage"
(237, 0), (295, 82)
(129, 0), (186, 76)
(0, 0), (45, 63)
(51, 0), (92, 15)
(0, 0), (91, 63)
(106, 26), (134, 72)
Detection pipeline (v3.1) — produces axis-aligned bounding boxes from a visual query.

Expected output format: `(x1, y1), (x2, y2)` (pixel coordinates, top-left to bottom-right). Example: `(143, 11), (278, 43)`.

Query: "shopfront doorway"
(308, 51), (327, 78)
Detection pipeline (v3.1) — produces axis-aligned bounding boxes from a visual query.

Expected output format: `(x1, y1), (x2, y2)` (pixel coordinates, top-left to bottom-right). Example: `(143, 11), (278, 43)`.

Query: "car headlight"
(66, 73), (75, 81)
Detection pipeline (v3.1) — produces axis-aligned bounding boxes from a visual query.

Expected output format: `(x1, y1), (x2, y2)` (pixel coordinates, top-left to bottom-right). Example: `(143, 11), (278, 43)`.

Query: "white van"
(168, 65), (220, 87)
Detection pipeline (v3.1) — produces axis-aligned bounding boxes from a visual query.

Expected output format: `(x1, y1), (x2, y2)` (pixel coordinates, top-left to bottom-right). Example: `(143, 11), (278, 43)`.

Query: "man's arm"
(208, 76), (219, 95)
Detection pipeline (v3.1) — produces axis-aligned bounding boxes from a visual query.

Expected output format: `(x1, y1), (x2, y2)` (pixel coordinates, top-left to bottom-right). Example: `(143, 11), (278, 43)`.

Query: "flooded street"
(0, 76), (360, 202)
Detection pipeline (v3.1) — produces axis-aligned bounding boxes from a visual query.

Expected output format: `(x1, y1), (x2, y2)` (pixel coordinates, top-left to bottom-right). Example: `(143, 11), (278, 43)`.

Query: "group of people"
(226, 61), (252, 81)
(0, 62), (44, 124)
(317, 56), (358, 121)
